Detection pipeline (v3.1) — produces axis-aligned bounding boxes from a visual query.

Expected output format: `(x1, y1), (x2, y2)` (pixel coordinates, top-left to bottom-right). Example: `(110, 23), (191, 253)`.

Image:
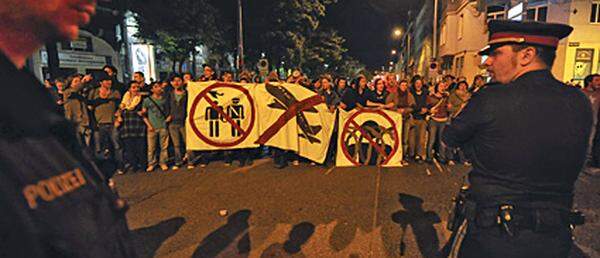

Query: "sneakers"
(224, 162), (232, 167)
(187, 164), (195, 170)
(292, 160), (300, 166)
(146, 165), (155, 172)
(172, 165), (180, 171)
(414, 156), (424, 164)
(400, 160), (409, 166)
(200, 164), (207, 168)
(464, 161), (472, 166)
(160, 164), (169, 171)
(448, 160), (456, 166)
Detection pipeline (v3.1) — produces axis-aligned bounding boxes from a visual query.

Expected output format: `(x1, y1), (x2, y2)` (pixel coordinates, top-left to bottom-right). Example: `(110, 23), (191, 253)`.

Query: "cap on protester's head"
(479, 20), (573, 55)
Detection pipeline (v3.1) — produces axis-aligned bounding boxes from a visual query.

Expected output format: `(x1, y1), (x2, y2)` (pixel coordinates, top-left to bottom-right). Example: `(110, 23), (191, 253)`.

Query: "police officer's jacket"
(0, 54), (135, 257)
(443, 70), (592, 208)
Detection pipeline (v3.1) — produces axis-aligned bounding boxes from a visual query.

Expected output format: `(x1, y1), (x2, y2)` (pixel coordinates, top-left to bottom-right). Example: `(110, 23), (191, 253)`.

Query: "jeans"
(408, 119), (427, 158)
(94, 123), (122, 165)
(75, 124), (92, 148)
(147, 128), (169, 167)
(168, 124), (194, 166)
(122, 137), (146, 170)
(401, 118), (411, 159)
(427, 119), (450, 161)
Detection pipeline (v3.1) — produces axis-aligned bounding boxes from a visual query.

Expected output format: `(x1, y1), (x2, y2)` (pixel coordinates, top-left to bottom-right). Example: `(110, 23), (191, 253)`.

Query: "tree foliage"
(127, 0), (233, 72)
(249, 0), (364, 78)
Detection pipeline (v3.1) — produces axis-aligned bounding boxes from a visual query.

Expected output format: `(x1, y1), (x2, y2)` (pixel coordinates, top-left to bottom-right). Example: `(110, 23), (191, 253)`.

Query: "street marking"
(230, 158), (271, 174)
(369, 166), (383, 258)
(324, 167), (335, 175)
(433, 158), (444, 173)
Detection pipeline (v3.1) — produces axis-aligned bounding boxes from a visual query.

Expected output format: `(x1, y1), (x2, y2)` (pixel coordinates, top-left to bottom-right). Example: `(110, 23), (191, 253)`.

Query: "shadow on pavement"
(392, 193), (441, 258)
(193, 209), (252, 258)
(261, 222), (316, 258)
(131, 217), (186, 258)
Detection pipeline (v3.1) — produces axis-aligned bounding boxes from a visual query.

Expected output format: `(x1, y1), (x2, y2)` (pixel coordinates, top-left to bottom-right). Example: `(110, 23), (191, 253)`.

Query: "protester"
(199, 64), (216, 81)
(133, 71), (150, 93)
(365, 78), (391, 108)
(103, 65), (126, 95)
(167, 74), (196, 170)
(426, 81), (451, 164)
(88, 72), (123, 174)
(118, 81), (147, 174)
(448, 80), (472, 165)
(408, 78), (428, 163)
(63, 73), (92, 148)
(318, 76), (341, 112)
(583, 73), (600, 167)
(335, 77), (349, 97)
(470, 74), (486, 93)
(386, 79), (415, 165)
(142, 82), (171, 172)
(339, 75), (368, 111)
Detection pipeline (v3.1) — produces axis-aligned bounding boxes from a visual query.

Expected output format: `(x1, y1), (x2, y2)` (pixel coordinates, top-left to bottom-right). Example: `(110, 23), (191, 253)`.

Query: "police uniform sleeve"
(442, 90), (492, 148)
(0, 174), (46, 257)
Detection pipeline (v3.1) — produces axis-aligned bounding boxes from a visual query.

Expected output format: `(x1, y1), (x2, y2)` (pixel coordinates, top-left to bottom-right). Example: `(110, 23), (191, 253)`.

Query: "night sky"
(323, 0), (423, 69)
(212, 0), (423, 70)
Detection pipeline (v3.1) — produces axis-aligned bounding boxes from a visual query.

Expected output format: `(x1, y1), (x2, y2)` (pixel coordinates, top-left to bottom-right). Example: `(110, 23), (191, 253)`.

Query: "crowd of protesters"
(44, 63), (600, 176)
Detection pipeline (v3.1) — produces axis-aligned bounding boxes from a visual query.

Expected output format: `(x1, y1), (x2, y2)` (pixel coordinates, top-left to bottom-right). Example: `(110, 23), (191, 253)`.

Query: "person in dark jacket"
(408, 78), (429, 162)
(167, 74), (196, 170)
(442, 20), (591, 258)
(0, 1), (135, 257)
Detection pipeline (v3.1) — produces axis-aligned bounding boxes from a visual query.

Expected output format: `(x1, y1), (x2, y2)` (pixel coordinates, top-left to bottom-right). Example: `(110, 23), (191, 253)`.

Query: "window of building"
(591, 3), (600, 23)
(441, 23), (447, 46)
(487, 5), (505, 22)
(526, 6), (548, 22)
(458, 14), (464, 39)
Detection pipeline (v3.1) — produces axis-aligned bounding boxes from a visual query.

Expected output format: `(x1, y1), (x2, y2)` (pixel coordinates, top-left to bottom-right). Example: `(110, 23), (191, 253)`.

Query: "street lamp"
(391, 49), (397, 55)
(393, 28), (403, 38)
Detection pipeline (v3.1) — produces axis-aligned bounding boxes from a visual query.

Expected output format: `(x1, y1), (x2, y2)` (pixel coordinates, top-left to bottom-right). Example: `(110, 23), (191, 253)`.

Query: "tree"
(127, 0), (233, 73)
(244, 0), (366, 78)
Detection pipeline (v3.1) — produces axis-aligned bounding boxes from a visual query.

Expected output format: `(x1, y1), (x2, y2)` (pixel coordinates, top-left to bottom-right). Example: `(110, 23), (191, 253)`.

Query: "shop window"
(591, 3), (600, 23)
(574, 49), (594, 80)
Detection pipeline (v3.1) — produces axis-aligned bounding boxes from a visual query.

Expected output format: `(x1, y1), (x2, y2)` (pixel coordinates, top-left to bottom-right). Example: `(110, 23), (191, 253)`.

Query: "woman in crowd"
(425, 81), (451, 164)
(117, 81), (147, 173)
(408, 78), (429, 163)
(335, 77), (349, 98)
(471, 74), (486, 93)
(448, 80), (472, 165)
(365, 78), (392, 108)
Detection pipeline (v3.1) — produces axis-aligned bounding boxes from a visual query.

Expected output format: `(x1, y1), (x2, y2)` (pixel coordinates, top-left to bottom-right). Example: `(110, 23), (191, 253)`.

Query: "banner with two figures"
(186, 82), (336, 164)
(186, 82), (259, 150)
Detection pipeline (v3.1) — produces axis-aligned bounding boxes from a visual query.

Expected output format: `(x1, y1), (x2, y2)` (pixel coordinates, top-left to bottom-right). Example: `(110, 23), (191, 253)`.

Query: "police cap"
(479, 20), (573, 55)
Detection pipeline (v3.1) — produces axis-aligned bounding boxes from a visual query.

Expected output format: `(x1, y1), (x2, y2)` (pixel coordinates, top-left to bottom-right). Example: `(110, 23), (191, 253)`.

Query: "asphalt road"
(114, 160), (599, 258)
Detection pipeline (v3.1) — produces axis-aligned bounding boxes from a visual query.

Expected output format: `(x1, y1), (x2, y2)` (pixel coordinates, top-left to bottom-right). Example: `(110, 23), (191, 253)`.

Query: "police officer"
(0, 1), (135, 257)
(442, 20), (592, 257)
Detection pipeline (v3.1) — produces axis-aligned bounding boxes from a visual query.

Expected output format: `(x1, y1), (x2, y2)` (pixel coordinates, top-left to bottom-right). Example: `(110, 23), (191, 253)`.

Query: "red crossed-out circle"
(188, 83), (256, 147)
(340, 109), (400, 166)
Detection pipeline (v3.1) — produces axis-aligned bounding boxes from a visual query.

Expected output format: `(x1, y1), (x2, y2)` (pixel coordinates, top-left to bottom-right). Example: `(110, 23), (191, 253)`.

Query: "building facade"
(436, 0), (600, 84)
